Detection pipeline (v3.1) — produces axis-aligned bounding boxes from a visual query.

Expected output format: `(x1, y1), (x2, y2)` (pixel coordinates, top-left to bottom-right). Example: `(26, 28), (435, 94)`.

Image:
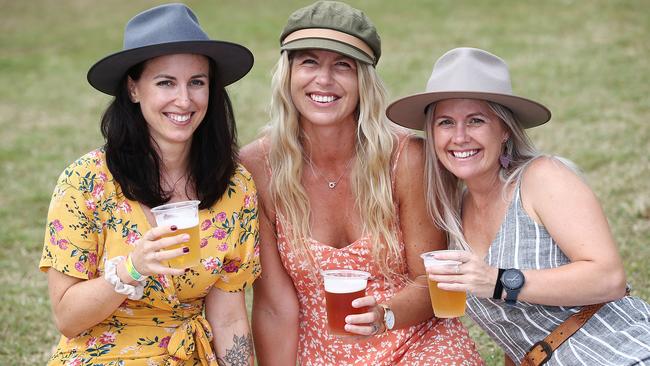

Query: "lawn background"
(1, 0), (648, 365)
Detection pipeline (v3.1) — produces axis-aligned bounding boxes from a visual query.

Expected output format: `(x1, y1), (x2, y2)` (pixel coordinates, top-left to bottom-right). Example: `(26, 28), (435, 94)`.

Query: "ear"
(127, 77), (139, 103)
(502, 131), (510, 143)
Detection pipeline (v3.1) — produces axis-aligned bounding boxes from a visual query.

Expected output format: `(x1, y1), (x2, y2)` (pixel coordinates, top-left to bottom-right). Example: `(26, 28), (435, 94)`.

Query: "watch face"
(384, 309), (395, 329)
(502, 269), (524, 290)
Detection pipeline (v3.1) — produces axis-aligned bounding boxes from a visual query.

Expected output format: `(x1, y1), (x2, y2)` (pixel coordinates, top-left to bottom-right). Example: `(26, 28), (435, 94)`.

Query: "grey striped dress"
(466, 186), (650, 365)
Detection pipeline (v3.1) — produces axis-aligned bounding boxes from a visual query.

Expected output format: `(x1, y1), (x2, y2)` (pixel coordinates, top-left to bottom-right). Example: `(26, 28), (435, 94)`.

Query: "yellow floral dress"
(39, 148), (260, 366)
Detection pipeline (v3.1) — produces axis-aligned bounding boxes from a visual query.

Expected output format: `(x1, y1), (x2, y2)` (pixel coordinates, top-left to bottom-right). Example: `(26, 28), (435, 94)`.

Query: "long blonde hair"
(265, 51), (404, 280)
(423, 101), (541, 250)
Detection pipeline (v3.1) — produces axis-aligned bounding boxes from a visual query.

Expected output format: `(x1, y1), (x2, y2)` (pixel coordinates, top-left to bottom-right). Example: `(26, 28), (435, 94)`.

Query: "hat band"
(282, 28), (375, 61)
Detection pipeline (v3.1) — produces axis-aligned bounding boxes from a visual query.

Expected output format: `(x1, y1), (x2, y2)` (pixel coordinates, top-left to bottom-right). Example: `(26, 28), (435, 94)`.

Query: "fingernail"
(183, 247), (190, 253)
(182, 234), (190, 242)
(345, 316), (351, 323)
(171, 225), (177, 231)
(185, 268), (190, 273)
(351, 300), (358, 307)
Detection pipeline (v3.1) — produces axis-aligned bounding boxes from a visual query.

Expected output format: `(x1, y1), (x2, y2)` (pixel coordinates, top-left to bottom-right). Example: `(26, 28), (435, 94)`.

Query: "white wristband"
(104, 256), (145, 300)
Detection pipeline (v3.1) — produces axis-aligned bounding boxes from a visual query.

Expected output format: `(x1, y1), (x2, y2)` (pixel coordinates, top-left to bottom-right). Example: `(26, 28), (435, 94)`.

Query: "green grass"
(1, 0), (648, 365)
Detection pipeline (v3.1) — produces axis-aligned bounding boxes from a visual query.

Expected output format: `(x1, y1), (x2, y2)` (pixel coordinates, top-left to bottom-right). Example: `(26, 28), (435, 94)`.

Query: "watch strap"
(493, 268), (505, 300)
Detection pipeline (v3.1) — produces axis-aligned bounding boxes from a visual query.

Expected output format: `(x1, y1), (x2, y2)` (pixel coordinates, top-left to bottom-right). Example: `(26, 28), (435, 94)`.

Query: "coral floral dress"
(40, 149), (260, 366)
(272, 136), (484, 365)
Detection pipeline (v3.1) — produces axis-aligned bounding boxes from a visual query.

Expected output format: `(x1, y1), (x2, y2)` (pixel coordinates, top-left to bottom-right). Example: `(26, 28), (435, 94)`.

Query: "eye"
(335, 60), (353, 69)
(189, 79), (206, 87)
(299, 57), (318, 66)
(436, 119), (454, 127)
(468, 117), (485, 125)
(156, 80), (174, 87)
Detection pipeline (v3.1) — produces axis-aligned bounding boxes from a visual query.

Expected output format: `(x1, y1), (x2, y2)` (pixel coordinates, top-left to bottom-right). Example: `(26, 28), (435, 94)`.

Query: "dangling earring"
(499, 138), (513, 169)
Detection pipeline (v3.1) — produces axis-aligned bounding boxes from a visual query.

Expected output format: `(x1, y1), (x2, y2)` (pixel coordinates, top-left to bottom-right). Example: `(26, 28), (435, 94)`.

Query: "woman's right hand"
(128, 225), (189, 278)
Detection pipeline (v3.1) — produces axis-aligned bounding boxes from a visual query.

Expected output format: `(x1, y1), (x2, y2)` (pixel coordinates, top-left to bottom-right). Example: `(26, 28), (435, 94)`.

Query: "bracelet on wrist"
(104, 256), (145, 300)
(125, 254), (146, 282)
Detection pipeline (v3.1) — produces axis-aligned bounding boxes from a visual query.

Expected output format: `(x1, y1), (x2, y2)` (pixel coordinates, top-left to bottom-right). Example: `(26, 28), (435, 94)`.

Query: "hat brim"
(87, 40), (254, 96)
(281, 38), (374, 65)
(386, 91), (551, 130)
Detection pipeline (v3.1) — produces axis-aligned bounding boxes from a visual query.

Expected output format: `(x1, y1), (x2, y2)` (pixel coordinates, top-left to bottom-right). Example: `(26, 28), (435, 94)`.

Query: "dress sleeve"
(39, 154), (103, 280)
(214, 166), (261, 292)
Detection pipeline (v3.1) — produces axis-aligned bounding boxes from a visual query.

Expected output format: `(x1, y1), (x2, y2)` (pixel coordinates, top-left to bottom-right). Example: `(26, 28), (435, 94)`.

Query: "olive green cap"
(280, 1), (381, 65)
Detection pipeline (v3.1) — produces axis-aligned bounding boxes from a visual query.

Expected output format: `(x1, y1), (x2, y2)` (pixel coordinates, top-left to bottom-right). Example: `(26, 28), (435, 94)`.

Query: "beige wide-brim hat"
(386, 47), (551, 130)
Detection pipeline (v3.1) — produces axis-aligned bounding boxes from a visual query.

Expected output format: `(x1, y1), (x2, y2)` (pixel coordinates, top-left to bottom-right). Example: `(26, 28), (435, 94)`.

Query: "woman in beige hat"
(387, 47), (650, 365)
(241, 1), (483, 365)
(40, 4), (259, 365)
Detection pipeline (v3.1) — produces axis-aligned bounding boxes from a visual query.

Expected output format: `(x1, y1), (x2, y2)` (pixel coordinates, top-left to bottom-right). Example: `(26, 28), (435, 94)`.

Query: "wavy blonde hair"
(264, 51), (404, 281)
(423, 101), (542, 250)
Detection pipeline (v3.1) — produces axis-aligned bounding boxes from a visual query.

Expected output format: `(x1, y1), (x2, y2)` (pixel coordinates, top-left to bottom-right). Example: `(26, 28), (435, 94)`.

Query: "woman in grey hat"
(241, 1), (483, 365)
(387, 47), (650, 366)
(39, 4), (259, 365)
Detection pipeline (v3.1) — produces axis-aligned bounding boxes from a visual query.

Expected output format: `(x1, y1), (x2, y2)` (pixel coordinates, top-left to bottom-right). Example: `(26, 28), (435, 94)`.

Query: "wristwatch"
(380, 304), (395, 331)
(500, 268), (525, 305)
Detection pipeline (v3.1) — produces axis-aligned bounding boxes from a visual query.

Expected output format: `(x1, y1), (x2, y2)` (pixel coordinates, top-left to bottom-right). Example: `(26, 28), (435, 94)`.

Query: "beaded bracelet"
(125, 254), (145, 282)
(104, 256), (145, 300)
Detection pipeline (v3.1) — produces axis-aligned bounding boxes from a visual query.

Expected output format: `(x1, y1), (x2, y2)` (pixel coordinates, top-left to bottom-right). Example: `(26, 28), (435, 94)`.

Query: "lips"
(308, 93), (339, 103)
(451, 149), (479, 159)
(165, 112), (192, 124)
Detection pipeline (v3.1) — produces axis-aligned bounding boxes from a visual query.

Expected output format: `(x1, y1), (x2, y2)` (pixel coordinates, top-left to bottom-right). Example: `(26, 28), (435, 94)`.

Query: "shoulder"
(521, 156), (584, 193)
(394, 133), (426, 176)
(55, 148), (110, 189)
(240, 138), (267, 178)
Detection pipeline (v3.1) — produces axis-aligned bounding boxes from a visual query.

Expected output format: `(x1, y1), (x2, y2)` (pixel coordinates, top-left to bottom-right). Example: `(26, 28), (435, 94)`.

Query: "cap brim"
(386, 91), (551, 130)
(87, 40), (254, 96)
(281, 38), (374, 65)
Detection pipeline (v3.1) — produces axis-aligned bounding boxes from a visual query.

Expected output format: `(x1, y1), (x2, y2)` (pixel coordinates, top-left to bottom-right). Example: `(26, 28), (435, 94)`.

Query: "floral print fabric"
(40, 149), (260, 365)
(272, 136), (484, 366)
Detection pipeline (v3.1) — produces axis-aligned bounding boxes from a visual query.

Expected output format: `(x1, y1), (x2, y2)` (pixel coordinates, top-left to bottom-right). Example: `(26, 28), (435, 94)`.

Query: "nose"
(175, 86), (191, 108)
(315, 66), (334, 86)
(452, 124), (470, 144)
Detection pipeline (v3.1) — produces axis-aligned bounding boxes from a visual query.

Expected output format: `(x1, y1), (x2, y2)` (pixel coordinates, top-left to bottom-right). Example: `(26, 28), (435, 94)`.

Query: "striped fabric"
(466, 187), (650, 365)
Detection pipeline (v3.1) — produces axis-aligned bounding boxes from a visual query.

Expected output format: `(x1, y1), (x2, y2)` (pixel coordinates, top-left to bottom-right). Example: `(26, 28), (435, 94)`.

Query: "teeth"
(452, 150), (478, 158)
(168, 113), (190, 122)
(309, 94), (336, 103)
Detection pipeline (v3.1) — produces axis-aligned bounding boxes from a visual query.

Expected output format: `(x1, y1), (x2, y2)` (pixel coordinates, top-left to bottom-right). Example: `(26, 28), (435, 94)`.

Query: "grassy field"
(1, 0), (648, 364)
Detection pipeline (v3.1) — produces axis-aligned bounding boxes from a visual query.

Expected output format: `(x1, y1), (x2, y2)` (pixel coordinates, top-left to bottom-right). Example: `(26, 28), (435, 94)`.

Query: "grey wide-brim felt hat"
(87, 3), (254, 96)
(386, 47), (551, 130)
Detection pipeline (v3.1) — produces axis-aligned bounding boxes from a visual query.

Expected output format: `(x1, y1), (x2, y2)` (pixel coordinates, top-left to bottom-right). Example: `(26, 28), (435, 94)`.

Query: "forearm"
(517, 262), (627, 306)
(252, 302), (298, 365)
(385, 276), (434, 329)
(212, 316), (254, 366)
(52, 275), (127, 337)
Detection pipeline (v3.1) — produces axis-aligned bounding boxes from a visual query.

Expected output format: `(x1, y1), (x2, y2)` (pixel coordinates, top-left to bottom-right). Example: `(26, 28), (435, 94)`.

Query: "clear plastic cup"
(421, 250), (466, 318)
(322, 269), (370, 336)
(151, 200), (201, 268)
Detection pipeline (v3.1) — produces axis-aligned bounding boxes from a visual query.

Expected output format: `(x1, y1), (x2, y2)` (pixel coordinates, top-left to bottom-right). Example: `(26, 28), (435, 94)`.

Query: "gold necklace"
(305, 155), (355, 189)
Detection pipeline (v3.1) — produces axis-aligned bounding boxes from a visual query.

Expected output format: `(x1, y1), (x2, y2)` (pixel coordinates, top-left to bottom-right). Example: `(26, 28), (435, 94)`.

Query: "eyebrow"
(435, 112), (487, 119)
(153, 73), (209, 80)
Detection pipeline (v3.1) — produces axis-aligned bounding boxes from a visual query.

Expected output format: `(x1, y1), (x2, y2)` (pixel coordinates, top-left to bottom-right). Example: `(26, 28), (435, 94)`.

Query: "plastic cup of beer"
(322, 269), (370, 336)
(420, 250), (466, 318)
(151, 200), (201, 268)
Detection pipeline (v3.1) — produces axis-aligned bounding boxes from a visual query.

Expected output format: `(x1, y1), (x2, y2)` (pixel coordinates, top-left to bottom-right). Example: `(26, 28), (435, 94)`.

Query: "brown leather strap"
(521, 303), (605, 366)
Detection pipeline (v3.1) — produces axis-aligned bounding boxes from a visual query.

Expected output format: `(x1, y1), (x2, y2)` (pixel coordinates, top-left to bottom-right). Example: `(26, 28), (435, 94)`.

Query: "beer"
(421, 250), (467, 318)
(427, 279), (466, 318)
(160, 221), (201, 268)
(151, 200), (201, 269)
(322, 269), (370, 336)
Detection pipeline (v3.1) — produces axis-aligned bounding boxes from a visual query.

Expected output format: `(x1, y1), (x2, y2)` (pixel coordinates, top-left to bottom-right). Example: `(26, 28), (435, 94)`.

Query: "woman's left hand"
(343, 295), (385, 337)
(425, 250), (499, 299)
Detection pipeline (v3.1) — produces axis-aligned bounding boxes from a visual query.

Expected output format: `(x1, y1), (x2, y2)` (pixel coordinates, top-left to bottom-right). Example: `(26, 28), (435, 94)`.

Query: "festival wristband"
(493, 268), (506, 300)
(125, 254), (146, 282)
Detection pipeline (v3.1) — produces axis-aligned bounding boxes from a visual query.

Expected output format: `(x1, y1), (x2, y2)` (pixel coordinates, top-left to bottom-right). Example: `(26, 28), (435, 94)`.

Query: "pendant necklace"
(305, 155), (355, 189)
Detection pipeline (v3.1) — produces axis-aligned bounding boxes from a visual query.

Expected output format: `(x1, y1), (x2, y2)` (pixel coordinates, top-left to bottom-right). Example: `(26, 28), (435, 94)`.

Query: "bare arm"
(431, 157), (627, 306)
(346, 136), (440, 335)
(48, 225), (188, 337)
(205, 288), (254, 366)
(241, 141), (300, 365)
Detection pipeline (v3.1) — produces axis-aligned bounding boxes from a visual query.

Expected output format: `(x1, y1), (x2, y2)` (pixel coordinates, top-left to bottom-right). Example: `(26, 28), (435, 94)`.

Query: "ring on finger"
(371, 323), (379, 335)
(455, 263), (461, 274)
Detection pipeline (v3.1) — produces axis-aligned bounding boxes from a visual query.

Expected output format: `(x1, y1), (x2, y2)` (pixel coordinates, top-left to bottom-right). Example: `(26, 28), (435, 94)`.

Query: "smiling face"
(128, 53), (210, 150)
(289, 49), (359, 128)
(431, 99), (510, 182)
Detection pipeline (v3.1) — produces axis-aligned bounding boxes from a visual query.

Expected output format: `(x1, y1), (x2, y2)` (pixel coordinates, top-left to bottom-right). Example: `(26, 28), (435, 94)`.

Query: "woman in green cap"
(241, 1), (483, 365)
